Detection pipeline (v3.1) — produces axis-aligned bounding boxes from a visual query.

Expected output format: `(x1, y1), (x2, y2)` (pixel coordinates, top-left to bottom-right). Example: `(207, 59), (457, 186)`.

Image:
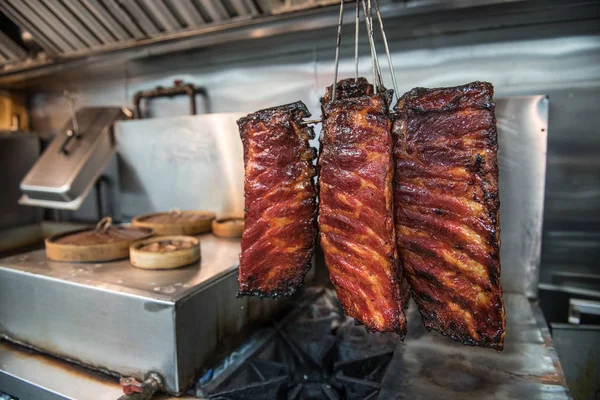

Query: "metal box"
(0, 235), (286, 395)
(19, 107), (129, 210)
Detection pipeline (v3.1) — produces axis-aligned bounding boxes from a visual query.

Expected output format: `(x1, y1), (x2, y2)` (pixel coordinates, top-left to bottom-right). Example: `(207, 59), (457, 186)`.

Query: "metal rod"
(354, 0), (359, 82)
(368, 0), (384, 90)
(373, 0), (399, 98)
(361, 0), (378, 93)
(331, 0), (345, 103)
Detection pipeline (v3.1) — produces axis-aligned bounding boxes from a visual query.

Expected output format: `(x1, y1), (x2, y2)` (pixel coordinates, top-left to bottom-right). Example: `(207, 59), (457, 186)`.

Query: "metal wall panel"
(114, 113), (246, 219)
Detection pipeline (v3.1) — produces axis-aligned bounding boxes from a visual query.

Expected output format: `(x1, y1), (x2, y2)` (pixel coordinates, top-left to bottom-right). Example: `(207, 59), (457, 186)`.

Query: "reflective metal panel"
(496, 96), (548, 297)
(0, 340), (122, 400)
(0, 234), (285, 394)
(379, 294), (569, 400)
(0, 234), (241, 302)
(19, 107), (129, 210)
(115, 113), (245, 219)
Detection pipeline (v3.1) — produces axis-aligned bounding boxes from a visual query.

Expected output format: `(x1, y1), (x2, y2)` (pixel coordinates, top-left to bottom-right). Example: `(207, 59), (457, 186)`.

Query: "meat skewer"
(319, 78), (409, 336)
(238, 101), (318, 298)
(392, 81), (506, 349)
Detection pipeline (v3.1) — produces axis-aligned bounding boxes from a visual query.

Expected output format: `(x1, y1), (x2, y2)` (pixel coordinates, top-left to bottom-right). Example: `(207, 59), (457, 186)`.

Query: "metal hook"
(369, 0), (384, 90)
(354, 0), (360, 82)
(331, 0), (345, 103)
(361, 0), (382, 93)
(373, 0), (399, 99)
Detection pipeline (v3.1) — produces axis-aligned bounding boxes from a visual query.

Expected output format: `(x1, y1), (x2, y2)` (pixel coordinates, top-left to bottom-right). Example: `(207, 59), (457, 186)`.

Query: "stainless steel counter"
(380, 293), (570, 400)
(0, 234), (286, 395)
(0, 292), (569, 400)
(0, 233), (241, 301)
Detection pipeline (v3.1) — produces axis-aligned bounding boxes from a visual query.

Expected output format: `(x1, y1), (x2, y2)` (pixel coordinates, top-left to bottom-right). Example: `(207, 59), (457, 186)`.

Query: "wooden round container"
(132, 209), (216, 236)
(129, 236), (200, 270)
(45, 217), (154, 262)
(212, 218), (244, 238)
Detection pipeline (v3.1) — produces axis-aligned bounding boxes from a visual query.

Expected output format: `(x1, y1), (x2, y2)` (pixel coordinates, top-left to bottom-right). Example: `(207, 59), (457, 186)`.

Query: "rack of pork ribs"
(237, 79), (505, 350)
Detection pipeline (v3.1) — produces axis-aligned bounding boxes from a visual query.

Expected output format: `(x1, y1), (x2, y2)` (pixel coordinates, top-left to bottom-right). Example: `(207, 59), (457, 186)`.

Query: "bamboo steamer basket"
(129, 236), (200, 270)
(45, 217), (154, 262)
(132, 209), (216, 236)
(212, 218), (244, 238)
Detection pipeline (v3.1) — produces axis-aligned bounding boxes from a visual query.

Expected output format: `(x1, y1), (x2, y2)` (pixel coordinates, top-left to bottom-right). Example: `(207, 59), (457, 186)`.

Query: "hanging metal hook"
(354, 0), (360, 82)
(373, 0), (399, 99)
(331, 0), (345, 103)
(361, 0), (383, 93)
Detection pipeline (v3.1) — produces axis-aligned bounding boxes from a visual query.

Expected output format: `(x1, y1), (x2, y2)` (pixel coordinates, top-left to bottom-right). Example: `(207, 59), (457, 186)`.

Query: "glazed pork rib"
(238, 101), (318, 297)
(392, 82), (506, 349)
(319, 78), (409, 336)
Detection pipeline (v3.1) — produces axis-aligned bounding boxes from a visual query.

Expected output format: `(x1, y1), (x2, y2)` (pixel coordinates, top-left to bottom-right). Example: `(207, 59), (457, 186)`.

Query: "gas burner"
(197, 289), (399, 400)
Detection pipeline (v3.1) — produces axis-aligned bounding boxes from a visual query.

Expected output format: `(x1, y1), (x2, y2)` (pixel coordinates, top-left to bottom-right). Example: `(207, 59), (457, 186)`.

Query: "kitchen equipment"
(132, 210), (216, 235)
(0, 234), (287, 395)
(212, 218), (244, 238)
(0, 95), (549, 398)
(19, 107), (131, 210)
(130, 235), (201, 270)
(115, 112), (245, 220)
(45, 217), (153, 262)
(195, 288), (568, 400)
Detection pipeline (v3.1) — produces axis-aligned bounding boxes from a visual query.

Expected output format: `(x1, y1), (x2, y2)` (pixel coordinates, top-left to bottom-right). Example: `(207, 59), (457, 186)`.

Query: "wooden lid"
(45, 217), (154, 262)
(129, 236), (200, 270)
(132, 209), (216, 235)
(212, 218), (244, 238)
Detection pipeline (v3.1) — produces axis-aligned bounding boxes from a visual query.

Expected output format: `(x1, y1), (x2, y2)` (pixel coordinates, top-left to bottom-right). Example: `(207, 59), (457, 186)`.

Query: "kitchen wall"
(18, 4), (600, 286)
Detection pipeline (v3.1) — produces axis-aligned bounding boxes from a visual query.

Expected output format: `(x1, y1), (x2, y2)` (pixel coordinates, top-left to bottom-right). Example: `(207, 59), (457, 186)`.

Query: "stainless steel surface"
(551, 324), (599, 400)
(19, 107), (129, 210)
(379, 293), (570, 400)
(0, 0), (271, 61)
(0, 133), (42, 231)
(3, 0), (597, 85)
(0, 340), (122, 400)
(270, 0), (339, 14)
(0, 31), (27, 66)
(0, 234), (239, 301)
(496, 96), (548, 297)
(115, 113), (245, 219)
(0, 291), (570, 400)
(568, 298), (600, 325)
(0, 234), (286, 394)
(539, 85), (600, 284)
